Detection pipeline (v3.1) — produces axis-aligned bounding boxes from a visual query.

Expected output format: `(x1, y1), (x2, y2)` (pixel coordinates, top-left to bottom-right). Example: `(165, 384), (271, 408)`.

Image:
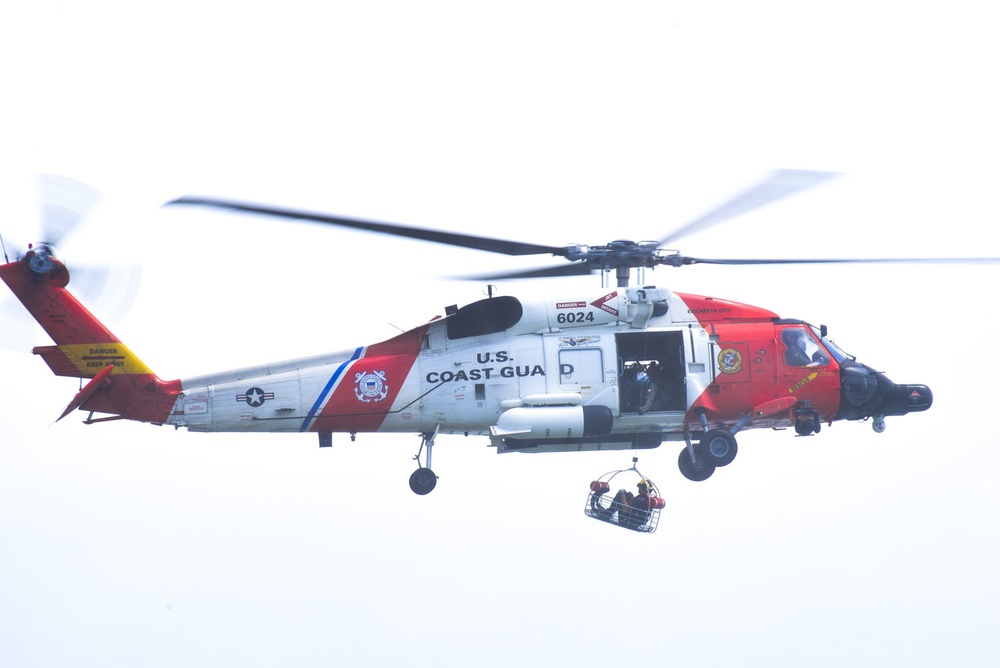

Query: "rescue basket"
(583, 460), (664, 533)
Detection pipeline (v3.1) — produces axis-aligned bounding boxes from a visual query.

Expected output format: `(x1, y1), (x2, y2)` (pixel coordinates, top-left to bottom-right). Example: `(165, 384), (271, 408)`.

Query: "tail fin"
(1, 247), (180, 423)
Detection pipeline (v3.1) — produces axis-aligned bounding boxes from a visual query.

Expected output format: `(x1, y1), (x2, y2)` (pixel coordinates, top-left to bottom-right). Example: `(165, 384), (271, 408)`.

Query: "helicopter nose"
(836, 361), (933, 420)
(881, 382), (933, 415)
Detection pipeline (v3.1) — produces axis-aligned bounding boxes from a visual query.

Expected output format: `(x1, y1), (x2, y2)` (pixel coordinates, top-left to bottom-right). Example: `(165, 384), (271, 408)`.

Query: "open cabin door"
(615, 331), (686, 415)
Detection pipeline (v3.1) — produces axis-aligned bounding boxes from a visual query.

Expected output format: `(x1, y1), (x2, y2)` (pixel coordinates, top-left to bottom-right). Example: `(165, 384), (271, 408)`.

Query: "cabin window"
(559, 348), (604, 385)
(446, 296), (523, 340)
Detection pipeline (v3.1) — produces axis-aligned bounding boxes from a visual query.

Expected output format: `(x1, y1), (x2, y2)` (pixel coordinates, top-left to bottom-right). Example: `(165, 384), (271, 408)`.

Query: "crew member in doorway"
(636, 369), (661, 414)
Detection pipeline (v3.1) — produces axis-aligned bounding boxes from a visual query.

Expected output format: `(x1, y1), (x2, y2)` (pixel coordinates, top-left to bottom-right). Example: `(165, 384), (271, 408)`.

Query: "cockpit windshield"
(812, 326), (854, 363)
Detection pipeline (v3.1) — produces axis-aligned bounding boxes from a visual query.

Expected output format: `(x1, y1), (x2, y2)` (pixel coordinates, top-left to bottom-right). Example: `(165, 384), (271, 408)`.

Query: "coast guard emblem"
(355, 370), (389, 402)
(718, 348), (743, 375)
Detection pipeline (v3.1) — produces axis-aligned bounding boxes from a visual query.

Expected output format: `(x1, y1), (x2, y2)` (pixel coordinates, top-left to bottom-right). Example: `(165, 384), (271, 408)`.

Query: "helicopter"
(2, 170), (987, 496)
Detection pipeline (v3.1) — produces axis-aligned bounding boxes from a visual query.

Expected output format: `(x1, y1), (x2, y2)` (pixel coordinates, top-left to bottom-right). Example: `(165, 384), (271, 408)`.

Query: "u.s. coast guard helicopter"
(4, 171), (982, 496)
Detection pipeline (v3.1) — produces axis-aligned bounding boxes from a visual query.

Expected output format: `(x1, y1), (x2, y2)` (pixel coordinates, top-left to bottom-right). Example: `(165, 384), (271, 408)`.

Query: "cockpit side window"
(780, 326), (831, 367)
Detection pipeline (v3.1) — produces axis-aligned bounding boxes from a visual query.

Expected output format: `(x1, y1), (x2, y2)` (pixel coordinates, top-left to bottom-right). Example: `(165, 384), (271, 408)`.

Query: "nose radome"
(898, 383), (933, 412)
(868, 378), (932, 416)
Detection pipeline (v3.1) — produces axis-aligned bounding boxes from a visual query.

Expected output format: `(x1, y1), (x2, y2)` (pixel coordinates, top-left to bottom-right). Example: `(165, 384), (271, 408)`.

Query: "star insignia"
(237, 387), (275, 407)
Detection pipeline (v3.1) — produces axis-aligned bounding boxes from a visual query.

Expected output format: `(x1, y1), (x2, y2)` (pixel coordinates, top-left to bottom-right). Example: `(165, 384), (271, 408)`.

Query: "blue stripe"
(300, 347), (363, 432)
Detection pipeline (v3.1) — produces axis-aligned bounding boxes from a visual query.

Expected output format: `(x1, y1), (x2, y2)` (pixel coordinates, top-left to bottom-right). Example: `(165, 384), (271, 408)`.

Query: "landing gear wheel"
(795, 419), (819, 436)
(678, 445), (716, 482)
(410, 427), (439, 494)
(409, 467), (438, 495)
(700, 429), (738, 467)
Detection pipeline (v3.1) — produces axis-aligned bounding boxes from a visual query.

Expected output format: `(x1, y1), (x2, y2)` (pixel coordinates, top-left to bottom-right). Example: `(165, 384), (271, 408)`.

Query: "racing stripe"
(300, 347), (363, 432)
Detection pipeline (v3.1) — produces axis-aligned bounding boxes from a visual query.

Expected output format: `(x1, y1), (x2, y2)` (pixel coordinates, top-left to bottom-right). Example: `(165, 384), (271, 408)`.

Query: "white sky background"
(1, 1), (998, 666)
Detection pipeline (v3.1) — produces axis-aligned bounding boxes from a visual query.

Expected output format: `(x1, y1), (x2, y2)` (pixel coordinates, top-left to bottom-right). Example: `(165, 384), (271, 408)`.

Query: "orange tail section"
(1, 247), (180, 423)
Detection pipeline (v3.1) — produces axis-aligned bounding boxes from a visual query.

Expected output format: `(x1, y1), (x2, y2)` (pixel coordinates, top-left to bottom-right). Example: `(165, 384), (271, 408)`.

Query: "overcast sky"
(2, 2), (999, 667)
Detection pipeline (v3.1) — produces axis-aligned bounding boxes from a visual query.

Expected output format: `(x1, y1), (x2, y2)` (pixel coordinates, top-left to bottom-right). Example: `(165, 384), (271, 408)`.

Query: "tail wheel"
(678, 445), (716, 482)
(701, 429), (738, 467)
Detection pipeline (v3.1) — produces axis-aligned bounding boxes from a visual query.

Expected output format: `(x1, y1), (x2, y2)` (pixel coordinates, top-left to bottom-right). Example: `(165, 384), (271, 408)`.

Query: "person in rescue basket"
(610, 479), (653, 529)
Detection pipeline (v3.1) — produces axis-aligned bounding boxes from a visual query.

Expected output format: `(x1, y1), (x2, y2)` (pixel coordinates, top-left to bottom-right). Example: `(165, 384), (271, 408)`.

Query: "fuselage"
(164, 285), (932, 453)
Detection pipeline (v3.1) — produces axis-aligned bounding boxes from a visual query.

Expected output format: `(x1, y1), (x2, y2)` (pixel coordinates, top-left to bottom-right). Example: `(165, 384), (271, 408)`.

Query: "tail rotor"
(1, 175), (142, 351)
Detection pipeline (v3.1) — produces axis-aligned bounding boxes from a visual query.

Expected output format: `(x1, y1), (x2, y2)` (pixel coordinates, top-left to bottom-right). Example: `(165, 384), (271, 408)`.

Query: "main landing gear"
(409, 427), (439, 495)
(678, 412), (742, 482)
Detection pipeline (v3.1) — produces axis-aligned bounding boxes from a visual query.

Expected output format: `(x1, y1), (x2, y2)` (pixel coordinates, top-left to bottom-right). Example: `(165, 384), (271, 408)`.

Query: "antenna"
(0, 233), (8, 263)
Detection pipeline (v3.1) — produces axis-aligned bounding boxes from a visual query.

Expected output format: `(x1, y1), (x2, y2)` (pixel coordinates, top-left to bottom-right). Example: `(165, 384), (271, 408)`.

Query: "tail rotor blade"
(1, 176), (142, 351)
(38, 174), (102, 247)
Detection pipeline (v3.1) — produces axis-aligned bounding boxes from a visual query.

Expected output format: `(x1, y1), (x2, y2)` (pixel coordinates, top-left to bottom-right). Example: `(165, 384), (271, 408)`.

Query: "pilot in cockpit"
(782, 328), (830, 367)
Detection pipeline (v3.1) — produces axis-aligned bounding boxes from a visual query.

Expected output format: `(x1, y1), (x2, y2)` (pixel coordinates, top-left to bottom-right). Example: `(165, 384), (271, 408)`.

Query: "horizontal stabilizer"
(33, 342), (153, 378)
(56, 363), (115, 422)
(34, 345), (84, 377)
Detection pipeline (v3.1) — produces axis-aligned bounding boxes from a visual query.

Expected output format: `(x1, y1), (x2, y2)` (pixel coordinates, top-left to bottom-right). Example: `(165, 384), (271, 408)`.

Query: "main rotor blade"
(462, 262), (595, 281)
(168, 196), (567, 257)
(659, 170), (837, 247)
(682, 256), (1000, 266)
